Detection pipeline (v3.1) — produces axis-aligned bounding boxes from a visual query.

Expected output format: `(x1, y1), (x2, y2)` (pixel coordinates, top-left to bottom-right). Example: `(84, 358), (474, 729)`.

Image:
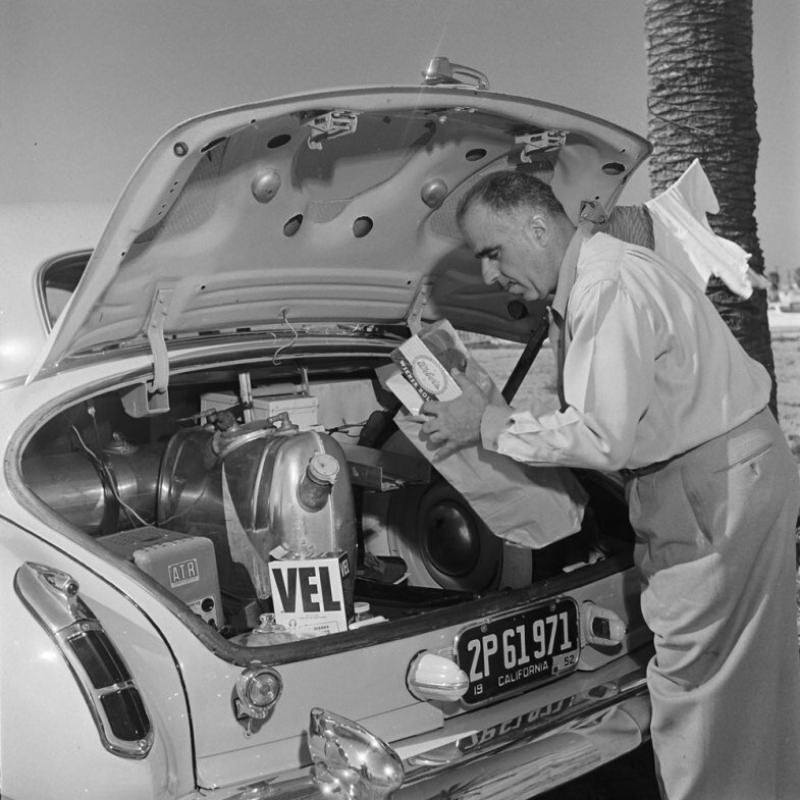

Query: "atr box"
(99, 527), (223, 628)
(268, 552), (350, 636)
(201, 391), (318, 430)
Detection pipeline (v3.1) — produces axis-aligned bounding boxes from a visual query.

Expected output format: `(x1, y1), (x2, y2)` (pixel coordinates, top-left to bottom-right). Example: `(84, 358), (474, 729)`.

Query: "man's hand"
(413, 370), (491, 459)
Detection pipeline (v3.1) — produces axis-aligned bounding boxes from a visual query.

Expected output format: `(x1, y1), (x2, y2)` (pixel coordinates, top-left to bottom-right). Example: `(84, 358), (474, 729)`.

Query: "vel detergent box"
(267, 550), (351, 636)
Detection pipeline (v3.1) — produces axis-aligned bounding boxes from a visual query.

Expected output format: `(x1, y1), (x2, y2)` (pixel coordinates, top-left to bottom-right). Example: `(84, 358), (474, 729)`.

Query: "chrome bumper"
(207, 662), (651, 800)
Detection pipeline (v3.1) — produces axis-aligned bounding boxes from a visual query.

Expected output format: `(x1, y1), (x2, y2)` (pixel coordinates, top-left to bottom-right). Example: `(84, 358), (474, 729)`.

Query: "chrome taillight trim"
(14, 562), (154, 758)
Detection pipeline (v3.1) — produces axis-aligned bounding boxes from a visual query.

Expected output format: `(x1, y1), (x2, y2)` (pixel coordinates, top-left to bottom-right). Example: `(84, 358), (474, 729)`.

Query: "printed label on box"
(268, 553), (349, 635)
(169, 558), (200, 587)
(377, 320), (468, 415)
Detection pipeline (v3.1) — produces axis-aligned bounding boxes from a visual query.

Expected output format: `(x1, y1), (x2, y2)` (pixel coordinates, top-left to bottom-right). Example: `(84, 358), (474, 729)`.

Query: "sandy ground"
(773, 333), (800, 457)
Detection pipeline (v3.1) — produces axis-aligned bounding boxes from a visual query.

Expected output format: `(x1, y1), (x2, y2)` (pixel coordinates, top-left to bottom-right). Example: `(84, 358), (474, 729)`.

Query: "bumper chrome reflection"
(308, 707), (405, 800)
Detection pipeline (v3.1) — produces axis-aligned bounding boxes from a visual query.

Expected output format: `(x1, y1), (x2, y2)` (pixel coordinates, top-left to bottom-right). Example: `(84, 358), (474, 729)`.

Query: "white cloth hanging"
(645, 158), (769, 299)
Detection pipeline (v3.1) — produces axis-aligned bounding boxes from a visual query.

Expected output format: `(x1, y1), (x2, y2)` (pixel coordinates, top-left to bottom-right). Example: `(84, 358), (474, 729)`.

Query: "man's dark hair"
(455, 170), (566, 223)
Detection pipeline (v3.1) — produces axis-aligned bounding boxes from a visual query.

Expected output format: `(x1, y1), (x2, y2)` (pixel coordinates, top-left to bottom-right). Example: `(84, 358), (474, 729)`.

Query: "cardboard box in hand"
(376, 320), (471, 415)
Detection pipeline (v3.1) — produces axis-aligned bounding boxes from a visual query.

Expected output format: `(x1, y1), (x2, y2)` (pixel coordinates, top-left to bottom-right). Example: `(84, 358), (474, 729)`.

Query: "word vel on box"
(268, 552), (350, 636)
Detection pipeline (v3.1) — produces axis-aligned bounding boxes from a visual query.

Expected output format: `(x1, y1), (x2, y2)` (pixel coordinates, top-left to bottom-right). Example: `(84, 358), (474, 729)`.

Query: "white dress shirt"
(481, 231), (770, 471)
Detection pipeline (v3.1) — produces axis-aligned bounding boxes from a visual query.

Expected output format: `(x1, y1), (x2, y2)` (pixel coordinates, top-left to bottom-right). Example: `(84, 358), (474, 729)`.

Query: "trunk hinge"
(120, 288), (172, 417)
(515, 130), (567, 159)
(306, 111), (358, 151)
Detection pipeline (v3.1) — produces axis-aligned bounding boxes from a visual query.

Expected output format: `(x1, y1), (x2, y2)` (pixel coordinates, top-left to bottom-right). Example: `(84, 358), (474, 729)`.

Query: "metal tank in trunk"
(156, 417), (357, 630)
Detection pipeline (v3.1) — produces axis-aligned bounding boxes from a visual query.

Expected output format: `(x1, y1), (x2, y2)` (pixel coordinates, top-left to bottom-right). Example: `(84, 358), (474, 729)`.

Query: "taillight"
(67, 626), (130, 686)
(100, 686), (151, 741)
(14, 562), (153, 758)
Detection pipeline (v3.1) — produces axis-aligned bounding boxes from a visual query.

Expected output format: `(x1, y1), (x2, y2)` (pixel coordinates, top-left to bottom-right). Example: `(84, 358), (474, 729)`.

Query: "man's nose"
(481, 259), (502, 286)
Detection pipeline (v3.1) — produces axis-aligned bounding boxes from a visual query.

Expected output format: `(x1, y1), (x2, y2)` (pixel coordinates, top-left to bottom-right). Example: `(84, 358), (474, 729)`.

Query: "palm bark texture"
(644, 0), (776, 414)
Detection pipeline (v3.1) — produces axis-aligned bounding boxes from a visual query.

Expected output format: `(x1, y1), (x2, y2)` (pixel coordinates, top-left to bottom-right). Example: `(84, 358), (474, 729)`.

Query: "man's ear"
(526, 211), (549, 245)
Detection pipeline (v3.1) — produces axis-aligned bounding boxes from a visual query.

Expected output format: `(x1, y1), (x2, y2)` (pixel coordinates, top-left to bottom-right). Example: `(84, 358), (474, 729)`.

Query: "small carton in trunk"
(268, 550), (351, 636)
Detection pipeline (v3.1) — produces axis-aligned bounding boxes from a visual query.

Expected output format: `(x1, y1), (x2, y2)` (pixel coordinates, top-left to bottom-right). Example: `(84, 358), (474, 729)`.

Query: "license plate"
(454, 598), (580, 705)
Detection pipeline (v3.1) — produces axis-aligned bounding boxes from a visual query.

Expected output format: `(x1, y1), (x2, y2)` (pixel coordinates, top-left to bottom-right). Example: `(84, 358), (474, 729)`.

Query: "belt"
(619, 459), (675, 481)
(618, 409), (770, 482)
(619, 447), (694, 481)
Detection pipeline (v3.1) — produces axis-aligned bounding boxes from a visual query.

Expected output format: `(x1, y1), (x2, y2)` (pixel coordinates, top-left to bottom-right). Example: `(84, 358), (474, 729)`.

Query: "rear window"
(40, 251), (91, 328)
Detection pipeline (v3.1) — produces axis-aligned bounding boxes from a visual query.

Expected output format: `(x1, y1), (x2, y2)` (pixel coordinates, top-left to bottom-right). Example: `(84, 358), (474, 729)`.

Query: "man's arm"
(486, 277), (654, 470)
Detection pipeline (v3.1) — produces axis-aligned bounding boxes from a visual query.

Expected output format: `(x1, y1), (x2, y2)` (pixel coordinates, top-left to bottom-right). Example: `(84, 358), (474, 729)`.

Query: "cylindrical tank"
(157, 423), (357, 623)
(23, 444), (162, 534)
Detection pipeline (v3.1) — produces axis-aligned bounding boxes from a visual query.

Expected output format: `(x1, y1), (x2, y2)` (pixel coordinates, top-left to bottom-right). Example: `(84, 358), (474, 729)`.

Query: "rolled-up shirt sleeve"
(481, 278), (655, 471)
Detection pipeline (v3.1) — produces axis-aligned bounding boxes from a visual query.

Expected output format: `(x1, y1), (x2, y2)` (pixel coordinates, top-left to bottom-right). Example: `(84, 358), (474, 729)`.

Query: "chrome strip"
(405, 668), (646, 771)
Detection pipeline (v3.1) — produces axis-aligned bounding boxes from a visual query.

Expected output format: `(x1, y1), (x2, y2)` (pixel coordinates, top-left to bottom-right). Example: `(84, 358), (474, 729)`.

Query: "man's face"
(460, 201), (561, 302)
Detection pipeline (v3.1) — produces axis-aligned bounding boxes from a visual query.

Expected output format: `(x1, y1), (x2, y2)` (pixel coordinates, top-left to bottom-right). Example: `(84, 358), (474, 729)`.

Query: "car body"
(0, 59), (653, 799)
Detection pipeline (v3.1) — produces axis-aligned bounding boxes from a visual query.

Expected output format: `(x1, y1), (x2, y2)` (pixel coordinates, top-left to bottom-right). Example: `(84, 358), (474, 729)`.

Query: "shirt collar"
(550, 229), (586, 322)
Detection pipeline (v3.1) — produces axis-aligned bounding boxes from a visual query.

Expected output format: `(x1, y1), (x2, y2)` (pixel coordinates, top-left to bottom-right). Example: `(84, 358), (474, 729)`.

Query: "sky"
(2, 0), (797, 273)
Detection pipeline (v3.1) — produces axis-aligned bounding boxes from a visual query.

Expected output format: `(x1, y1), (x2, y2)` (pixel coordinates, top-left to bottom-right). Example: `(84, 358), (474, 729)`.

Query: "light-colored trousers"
(627, 408), (800, 800)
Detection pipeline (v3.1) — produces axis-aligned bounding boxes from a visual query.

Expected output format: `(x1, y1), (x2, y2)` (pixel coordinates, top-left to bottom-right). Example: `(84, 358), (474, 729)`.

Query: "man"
(417, 170), (800, 800)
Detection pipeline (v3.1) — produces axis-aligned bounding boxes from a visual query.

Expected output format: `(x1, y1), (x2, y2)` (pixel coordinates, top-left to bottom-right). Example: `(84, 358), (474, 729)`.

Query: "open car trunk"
(22, 339), (638, 626)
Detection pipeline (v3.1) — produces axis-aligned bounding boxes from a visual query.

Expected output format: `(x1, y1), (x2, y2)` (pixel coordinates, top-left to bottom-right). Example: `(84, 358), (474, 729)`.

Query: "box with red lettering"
(267, 551), (350, 636)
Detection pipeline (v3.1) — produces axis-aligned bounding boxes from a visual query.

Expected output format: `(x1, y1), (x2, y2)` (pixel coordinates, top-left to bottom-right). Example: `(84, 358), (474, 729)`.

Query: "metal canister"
(157, 421), (357, 623)
(23, 441), (162, 535)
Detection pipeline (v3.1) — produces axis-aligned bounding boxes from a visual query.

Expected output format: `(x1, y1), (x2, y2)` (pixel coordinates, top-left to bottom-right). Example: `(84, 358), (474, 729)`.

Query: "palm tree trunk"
(644, 0), (777, 414)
